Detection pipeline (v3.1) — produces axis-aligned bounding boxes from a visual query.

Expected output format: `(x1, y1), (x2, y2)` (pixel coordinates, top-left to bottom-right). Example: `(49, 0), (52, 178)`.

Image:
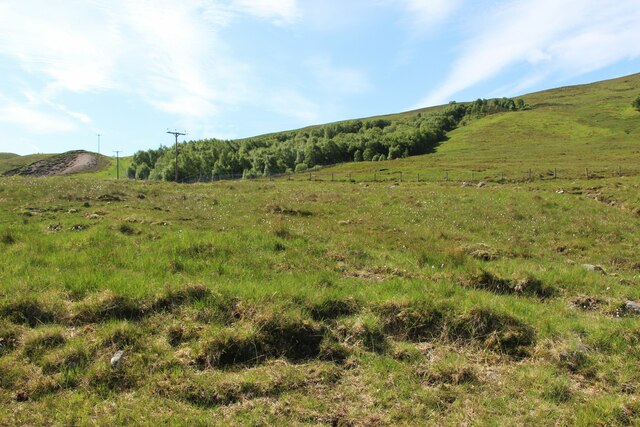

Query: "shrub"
(632, 95), (640, 111)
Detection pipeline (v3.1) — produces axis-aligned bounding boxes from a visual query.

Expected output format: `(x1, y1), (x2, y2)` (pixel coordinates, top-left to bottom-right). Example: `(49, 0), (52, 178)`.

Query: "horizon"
(1, 0), (639, 156)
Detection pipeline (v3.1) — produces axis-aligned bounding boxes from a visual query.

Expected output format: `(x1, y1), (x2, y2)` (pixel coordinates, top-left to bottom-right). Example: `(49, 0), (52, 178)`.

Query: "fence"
(172, 165), (639, 184)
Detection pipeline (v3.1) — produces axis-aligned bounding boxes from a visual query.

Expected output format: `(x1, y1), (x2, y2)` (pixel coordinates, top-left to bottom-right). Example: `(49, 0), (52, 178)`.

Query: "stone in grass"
(582, 264), (606, 275)
(625, 301), (640, 315)
(110, 350), (125, 369)
(477, 181), (486, 188)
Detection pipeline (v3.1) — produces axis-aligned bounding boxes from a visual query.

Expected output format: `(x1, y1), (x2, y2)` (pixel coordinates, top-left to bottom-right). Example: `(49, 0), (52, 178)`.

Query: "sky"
(0, 0), (639, 156)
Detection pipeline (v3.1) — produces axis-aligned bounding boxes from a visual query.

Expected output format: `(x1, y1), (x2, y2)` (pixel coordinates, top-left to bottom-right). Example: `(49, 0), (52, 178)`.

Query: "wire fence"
(170, 165), (640, 184)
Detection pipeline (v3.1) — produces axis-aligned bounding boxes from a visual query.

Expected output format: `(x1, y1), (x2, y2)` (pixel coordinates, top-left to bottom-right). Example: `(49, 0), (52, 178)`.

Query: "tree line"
(128, 97), (528, 182)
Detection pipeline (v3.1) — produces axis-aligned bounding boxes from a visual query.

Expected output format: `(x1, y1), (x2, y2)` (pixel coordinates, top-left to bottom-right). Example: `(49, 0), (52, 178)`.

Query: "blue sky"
(0, 0), (639, 156)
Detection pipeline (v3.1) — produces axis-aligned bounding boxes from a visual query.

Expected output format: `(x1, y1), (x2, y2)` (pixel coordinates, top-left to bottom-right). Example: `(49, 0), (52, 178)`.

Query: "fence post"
(501, 172), (505, 181)
(349, 173), (352, 182)
(332, 173), (334, 182)
(618, 165), (622, 177)
(417, 173), (420, 182)
(400, 172), (403, 182)
(553, 168), (557, 179)
(585, 168), (589, 179)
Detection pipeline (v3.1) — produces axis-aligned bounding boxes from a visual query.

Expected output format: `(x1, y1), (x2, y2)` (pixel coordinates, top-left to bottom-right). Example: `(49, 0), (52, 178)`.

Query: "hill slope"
(0, 154), (53, 175)
(319, 73), (640, 181)
(2, 151), (111, 177)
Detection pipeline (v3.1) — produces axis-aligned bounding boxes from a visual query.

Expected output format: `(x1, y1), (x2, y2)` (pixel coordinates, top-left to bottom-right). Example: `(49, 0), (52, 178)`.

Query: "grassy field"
(1, 174), (639, 425)
(1, 73), (640, 425)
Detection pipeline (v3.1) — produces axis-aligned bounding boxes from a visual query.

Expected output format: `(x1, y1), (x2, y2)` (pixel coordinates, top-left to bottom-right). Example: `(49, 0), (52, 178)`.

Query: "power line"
(167, 130), (187, 182)
(97, 134), (101, 155)
(113, 151), (122, 179)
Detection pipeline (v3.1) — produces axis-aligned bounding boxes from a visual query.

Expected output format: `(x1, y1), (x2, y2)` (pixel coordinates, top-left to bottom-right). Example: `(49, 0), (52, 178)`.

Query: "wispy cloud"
(0, 0), (308, 134)
(415, 0), (640, 107)
(0, 104), (77, 134)
(401, 0), (463, 32)
(230, 0), (300, 24)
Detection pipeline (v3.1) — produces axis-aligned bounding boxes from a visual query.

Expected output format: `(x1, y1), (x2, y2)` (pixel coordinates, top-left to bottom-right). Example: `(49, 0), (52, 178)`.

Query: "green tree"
(633, 95), (640, 111)
(353, 150), (363, 162)
(135, 164), (151, 180)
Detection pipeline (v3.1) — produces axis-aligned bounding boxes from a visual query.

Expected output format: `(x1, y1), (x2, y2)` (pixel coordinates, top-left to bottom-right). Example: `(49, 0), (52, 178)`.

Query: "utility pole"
(97, 134), (101, 154)
(113, 151), (122, 179)
(167, 130), (187, 182)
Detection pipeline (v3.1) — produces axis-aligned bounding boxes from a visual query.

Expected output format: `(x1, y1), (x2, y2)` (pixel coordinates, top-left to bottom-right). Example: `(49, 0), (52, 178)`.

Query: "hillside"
(0, 154), (53, 175)
(2, 151), (111, 177)
(317, 73), (640, 181)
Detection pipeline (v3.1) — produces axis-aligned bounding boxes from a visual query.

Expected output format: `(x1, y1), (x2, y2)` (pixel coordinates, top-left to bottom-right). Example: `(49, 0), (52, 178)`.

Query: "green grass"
(1, 74), (640, 425)
(89, 155), (134, 179)
(0, 174), (639, 425)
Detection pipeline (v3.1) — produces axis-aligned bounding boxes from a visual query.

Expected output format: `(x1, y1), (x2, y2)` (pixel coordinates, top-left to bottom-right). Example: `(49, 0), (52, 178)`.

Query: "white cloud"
(402, 0), (462, 30)
(306, 56), (372, 94)
(0, 0), (307, 135)
(230, 0), (300, 24)
(0, 105), (77, 134)
(415, 0), (640, 107)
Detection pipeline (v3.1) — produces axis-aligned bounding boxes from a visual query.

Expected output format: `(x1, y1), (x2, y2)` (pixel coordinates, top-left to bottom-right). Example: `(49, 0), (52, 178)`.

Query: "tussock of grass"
(308, 296), (361, 320)
(0, 296), (66, 327)
(22, 327), (66, 360)
(73, 291), (145, 324)
(378, 302), (535, 357)
(0, 320), (21, 354)
(335, 313), (388, 353)
(196, 310), (325, 368)
(152, 283), (210, 311)
(1, 230), (16, 244)
(464, 270), (556, 299)
(379, 301), (447, 342)
(419, 354), (480, 386)
(39, 341), (92, 375)
(450, 308), (535, 357)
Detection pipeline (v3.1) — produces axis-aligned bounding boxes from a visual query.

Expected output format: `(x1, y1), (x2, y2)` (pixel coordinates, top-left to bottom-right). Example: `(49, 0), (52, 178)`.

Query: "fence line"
(170, 165), (639, 185)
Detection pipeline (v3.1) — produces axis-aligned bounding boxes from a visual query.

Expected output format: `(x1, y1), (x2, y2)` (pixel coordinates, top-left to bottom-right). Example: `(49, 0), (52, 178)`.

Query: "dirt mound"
(3, 151), (107, 177)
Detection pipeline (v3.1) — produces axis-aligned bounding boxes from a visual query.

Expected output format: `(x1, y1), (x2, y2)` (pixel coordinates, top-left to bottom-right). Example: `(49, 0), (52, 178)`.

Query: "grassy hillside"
(0, 153), (19, 160)
(0, 154), (53, 175)
(86, 155), (133, 179)
(309, 73), (640, 182)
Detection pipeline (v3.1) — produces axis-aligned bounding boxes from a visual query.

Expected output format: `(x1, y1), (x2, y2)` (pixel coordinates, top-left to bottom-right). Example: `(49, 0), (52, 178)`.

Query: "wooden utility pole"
(113, 151), (121, 180)
(167, 130), (187, 182)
